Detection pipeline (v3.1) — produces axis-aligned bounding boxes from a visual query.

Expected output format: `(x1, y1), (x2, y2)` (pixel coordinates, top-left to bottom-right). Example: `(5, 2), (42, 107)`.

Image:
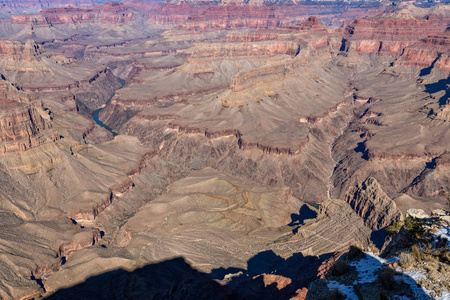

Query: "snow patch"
(325, 250), (449, 300)
(403, 270), (450, 299)
(401, 271), (431, 299)
(350, 252), (385, 284)
(327, 280), (359, 300)
(440, 291), (450, 300)
(434, 226), (450, 247)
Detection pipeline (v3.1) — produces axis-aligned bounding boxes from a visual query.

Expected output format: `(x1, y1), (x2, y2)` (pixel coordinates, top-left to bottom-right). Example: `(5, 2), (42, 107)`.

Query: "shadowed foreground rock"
(46, 257), (229, 300)
(46, 249), (329, 300)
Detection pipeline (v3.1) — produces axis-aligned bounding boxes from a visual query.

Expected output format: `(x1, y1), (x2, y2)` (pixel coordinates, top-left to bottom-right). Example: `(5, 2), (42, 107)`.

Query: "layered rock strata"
(0, 2), (448, 299)
(345, 177), (403, 230)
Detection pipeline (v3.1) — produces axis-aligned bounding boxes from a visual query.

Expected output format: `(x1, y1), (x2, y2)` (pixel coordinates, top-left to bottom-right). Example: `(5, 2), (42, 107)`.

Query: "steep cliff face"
(342, 5), (450, 55)
(147, 2), (387, 29)
(395, 30), (450, 70)
(0, 103), (59, 155)
(345, 177), (402, 230)
(0, 39), (45, 61)
(0, 76), (59, 155)
(9, 2), (136, 25)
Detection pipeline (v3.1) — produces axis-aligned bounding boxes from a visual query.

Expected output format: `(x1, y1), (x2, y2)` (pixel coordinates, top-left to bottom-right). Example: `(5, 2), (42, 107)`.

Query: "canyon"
(0, 0), (448, 299)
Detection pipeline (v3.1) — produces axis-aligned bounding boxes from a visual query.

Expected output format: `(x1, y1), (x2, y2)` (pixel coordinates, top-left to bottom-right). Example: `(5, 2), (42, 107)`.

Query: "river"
(91, 78), (126, 136)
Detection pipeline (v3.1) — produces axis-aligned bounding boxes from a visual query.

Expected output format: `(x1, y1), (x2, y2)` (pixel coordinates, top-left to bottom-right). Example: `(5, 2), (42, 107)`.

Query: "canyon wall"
(0, 2), (448, 299)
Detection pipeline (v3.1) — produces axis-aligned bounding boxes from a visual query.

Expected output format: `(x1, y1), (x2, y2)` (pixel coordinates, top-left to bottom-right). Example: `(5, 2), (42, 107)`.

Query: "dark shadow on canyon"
(46, 257), (230, 300)
(419, 54), (441, 77)
(208, 250), (326, 300)
(424, 77), (449, 107)
(288, 204), (318, 234)
(45, 246), (431, 300)
(370, 229), (387, 250)
(46, 250), (326, 300)
(354, 141), (369, 160)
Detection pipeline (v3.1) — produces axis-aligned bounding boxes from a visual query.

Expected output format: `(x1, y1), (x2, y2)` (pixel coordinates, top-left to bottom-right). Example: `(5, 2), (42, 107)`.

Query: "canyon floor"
(0, 0), (449, 299)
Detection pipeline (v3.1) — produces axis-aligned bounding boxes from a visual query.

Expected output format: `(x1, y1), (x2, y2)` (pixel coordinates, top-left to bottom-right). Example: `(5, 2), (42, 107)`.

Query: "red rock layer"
(396, 30), (450, 70)
(147, 3), (208, 24)
(147, 3), (385, 30)
(10, 2), (136, 25)
(343, 7), (450, 55)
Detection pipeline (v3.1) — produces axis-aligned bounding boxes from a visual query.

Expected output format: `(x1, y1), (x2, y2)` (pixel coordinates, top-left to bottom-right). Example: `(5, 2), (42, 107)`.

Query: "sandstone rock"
(431, 209), (448, 217)
(440, 215), (450, 222)
(253, 273), (292, 290)
(291, 287), (308, 300)
(406, 208), (430, 219)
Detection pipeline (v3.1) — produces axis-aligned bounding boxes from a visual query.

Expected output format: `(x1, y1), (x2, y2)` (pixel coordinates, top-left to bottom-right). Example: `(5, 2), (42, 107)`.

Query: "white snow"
(326, 253), (388, 299)
(440, 291), (450, 300)
(325, 251), (450, 300)
(404, 270), (426, 280)
(350, 252), (385, 284)
(401, 271), (432, 299)
(402, 267), (450, 300)
(434, 226), (450, 247)
(327, 280), (359, 300)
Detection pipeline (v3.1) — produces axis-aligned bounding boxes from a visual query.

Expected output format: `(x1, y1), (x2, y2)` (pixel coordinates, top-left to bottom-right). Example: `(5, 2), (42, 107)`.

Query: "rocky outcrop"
(253, 273), (292, 290)
(345, 177), (402, 230)
(0, 40), (122, 108)
(316, 251), (345, 279)
(0, 39), (73, 71)
(147, 3), (208, 25)
(406, 208), (430, 219)
(0, 39), (123, 115)
(74, 178), (135, 222)
(31, 228), (105, 284)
